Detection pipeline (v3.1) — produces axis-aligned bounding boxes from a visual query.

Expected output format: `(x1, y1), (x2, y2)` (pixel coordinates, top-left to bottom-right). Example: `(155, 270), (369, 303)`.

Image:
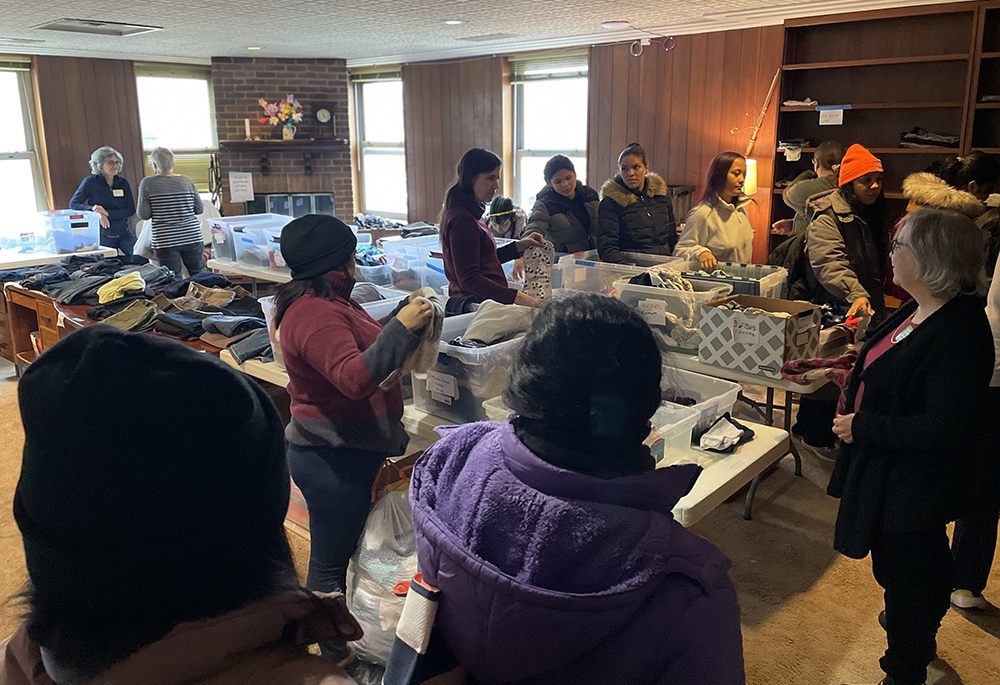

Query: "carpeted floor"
(0, 359), (996, 684)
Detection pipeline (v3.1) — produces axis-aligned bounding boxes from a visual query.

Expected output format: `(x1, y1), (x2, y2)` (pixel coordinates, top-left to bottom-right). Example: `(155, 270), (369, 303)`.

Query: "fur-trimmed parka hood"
(903, 172), (985, 219)
(600, 172), (667, 208)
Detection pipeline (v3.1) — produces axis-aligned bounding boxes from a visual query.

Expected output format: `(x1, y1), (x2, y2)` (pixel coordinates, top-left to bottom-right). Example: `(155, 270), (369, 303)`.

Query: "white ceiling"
(0, 0), (955, 66)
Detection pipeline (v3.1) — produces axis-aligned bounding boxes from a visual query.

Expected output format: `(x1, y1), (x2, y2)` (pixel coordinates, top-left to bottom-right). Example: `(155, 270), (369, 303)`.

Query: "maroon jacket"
(279, 270), (418, 455)
(440, 189), (520, 304)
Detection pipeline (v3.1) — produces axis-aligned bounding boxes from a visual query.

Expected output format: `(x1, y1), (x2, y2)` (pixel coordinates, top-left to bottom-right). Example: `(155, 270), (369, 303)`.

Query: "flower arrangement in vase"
(259, 94), (304, 140)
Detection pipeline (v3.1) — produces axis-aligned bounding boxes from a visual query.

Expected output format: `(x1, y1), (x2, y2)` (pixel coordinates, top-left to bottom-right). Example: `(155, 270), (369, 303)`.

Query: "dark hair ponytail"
(929, 151), (1000, 193)
(618, 142), (648, 167)
(439, 148), (502, 220)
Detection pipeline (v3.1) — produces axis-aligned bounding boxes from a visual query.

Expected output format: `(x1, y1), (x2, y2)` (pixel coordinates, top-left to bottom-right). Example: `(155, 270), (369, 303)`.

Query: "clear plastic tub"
(647, 403), (700, 466)
(359, 288), (409, 321)
(482, 394), (700, 466)
(661, 366), (741, 437)
(382, 235), (441, 292)
(39, 210), (101, 254)
(355, 262), (393, 286)
(209, 214), (292, 264)
(411, 312), (520, 424)
(565, 249), (693, 269)
(613, 278), (732, 350)
(681, 262), (788, 299)
(558, 252), (689, 294)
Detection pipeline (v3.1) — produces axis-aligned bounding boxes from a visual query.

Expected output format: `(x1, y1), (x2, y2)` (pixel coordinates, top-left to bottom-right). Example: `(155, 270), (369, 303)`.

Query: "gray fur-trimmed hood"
(903, 172), (985, 219)
(600, 172), (668, 208)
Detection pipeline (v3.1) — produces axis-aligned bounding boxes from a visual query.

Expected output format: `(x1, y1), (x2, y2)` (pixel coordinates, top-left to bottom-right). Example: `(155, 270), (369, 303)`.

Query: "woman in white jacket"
(675, 152), (754, 269)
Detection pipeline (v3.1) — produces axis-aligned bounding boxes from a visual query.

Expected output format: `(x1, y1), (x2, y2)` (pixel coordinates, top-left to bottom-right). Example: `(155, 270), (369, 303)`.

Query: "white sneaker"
(951, 589), (988, 609)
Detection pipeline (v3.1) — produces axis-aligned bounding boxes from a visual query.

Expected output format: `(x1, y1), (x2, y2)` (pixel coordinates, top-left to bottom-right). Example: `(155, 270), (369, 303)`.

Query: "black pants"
(793, 393), (838, 448)
(952, 386), (1000, 595)
(870, 528), (953, 685)
(154, 241), (205, 277)
(287, 443), (386, 657)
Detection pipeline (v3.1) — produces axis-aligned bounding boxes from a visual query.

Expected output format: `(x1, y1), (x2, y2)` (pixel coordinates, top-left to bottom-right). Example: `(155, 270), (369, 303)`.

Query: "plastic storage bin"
(211, 214), (293, 268)
(647, 403), (700, 466)
(565, 249), (692, 269)
(614, 278), (732, 350)
(411, 312), (519, 424)
(661, 366), (740, 437)
(482, 394), (700, 466)
(359, 287), (409, 320)
(382, 235), (441, 291)
(558, 252), (689, 294)
(39, 210), (101, 254)
(681, 262), (788, 299)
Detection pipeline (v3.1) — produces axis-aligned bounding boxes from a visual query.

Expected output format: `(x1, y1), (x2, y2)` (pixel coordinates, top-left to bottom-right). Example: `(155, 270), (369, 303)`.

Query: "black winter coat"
(828, 294), (994, 559)
(597, 172), (676, 263)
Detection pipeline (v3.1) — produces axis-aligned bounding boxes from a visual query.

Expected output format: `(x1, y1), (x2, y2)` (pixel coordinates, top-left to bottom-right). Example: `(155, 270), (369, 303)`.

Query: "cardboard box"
(698, 295), (821, 379)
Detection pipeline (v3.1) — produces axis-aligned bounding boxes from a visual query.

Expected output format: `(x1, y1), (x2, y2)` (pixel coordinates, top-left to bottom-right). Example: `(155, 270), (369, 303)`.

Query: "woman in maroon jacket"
(273, 214), (433, 665)
(440, 148), (545, 306)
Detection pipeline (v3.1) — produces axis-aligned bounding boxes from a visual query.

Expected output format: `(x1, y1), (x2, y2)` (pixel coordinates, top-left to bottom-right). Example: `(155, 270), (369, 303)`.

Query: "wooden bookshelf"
(768, 3), (992, 255)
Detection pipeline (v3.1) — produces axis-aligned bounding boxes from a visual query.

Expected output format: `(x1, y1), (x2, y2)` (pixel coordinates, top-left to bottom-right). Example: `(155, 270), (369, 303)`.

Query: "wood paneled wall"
(32, 56), (144, 212)
(402, 56), (511, 222)
(588, 27), (784, 263)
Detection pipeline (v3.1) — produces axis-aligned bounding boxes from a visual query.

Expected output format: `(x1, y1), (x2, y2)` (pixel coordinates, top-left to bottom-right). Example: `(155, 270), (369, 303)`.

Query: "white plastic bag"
(134, 219), (155, 260)
(346, 489), (418, 666)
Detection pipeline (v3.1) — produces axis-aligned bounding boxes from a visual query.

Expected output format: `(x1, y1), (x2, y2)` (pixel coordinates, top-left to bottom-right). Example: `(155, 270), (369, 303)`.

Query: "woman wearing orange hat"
(793, 144), (888, 458)
(804, 143), (888, 321)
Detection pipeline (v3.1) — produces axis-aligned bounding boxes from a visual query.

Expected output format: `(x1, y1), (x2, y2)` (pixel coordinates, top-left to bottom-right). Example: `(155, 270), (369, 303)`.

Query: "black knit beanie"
(280, 214), (357, 281)
(14, 326), (291, 638)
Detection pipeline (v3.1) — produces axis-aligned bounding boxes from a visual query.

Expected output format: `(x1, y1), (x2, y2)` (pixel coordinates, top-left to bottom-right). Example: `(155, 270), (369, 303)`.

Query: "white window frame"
(2, 67), (47, 213)
(136, 63), (217, 195)
(512, 57), (588, 209)
(354, 78), (407, 221)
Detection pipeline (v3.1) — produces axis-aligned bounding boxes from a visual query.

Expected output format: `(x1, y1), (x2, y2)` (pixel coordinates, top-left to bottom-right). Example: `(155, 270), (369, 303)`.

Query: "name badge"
(112, 189), (124, 197)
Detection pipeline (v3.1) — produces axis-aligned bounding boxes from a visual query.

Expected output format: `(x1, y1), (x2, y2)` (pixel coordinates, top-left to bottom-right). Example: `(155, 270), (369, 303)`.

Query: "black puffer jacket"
(828, 295), (994, 559)
(525, 183), (599, 253)
(597, 172), (676, 263)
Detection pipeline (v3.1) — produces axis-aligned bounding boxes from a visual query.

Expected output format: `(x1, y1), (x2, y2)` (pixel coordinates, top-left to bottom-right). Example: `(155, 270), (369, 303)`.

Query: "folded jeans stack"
(20, 265), (70, 291)
(102, 300), (160, 332)
(96, 272), (146, 304)
(162, 272), (232, 299)
(61, 254), (105, 269)
(899, 127), (959, 149)
(153, 310), (214, 340)
(43, 275), (112, 305)
(202, 315), (266, 337)
(80, 259), (124, 276)
(228, 328), (273, 364)
(116, 263), (176, 288)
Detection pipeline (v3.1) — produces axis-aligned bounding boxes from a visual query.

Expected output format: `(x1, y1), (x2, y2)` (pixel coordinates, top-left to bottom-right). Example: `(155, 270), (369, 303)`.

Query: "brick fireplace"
(211, 57), (354, 219)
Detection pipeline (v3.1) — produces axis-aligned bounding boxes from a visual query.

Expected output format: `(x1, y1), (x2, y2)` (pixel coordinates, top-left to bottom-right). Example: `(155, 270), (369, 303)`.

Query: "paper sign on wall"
(426, 370), (457, 399)
(819, 109), (844, 126)
(732, 314), (761, 346)
(638, 299), (667, 326)
(229, 172), (255, 203)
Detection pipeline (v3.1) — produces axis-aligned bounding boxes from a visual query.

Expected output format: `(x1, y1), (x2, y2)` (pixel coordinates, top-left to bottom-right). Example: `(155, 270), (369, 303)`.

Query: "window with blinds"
(510, 51), (589, 208)
(135, 62), (215, 192)
(1, 57), (48, 242)
(351, 69), (407, 219)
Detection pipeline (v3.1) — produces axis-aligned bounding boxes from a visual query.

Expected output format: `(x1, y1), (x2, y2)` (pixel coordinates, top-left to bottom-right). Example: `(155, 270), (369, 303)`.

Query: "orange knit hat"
(838, 144), (883, 187)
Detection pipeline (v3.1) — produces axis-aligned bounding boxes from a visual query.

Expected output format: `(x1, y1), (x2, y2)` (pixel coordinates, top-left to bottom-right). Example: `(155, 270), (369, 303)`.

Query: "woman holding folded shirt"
(440, 148), (545, 307)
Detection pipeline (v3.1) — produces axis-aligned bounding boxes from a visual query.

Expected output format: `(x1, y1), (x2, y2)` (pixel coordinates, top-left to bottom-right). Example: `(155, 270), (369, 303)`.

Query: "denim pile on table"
(355, 245), (388, 267)
(13, 253), (270, 350)
(354, 213), (402, 231)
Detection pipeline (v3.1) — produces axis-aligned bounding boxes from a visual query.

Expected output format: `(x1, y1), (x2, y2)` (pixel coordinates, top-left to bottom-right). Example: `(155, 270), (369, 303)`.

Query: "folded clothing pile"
(116, 263), (175, 288)
(356, 245), (388, 267)
(162, 272), (232, 298)
(715, 299), (790, 318)
(628, 267), (692, 291)
(447, 299), (537, 348)
(355, 213), (402, 231)
(899, 127), (959, 149)
(102, 300), (160, 333)
(96, 271), (146, 304)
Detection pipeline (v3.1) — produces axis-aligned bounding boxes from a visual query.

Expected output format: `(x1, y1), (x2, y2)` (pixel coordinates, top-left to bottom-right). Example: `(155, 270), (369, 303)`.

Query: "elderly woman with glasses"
(829, 208), (994, 685)
(69, 146), (137, 257)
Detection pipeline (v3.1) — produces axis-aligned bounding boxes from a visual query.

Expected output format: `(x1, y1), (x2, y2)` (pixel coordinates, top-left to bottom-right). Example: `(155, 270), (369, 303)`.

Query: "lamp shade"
(744, 158), (758, 196)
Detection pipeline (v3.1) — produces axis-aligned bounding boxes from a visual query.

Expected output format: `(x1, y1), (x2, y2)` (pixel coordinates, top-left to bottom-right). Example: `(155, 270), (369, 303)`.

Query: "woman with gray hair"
(828, 208), (994, 685)
(137, 147), (205, 276)
(69, 146), (137, 257)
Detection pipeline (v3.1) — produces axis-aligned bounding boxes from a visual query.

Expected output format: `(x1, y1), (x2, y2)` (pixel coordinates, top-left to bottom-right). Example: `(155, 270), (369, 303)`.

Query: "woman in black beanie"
(274, 214), (433, 664)
(3, 326), (362, 684)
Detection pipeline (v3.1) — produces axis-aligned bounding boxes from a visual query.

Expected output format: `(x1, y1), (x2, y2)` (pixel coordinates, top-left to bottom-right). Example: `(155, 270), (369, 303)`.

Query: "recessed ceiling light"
(444, 20), (463, 25)
(601, 21), (631, 30)
(247, 46), (262, 50)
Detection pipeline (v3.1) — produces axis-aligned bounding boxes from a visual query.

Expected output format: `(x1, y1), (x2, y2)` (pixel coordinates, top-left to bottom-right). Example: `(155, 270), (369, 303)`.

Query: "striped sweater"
(137, 174), (204, 249)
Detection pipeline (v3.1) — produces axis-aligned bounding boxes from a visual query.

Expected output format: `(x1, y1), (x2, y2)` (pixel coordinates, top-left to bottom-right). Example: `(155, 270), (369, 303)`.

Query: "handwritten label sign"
(638, 299), (667, 326)
(819, 109), (844, 126)
(732, 313), (760, 346)
(229, 172), (255, 203)
(426, 370), (457, 399)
